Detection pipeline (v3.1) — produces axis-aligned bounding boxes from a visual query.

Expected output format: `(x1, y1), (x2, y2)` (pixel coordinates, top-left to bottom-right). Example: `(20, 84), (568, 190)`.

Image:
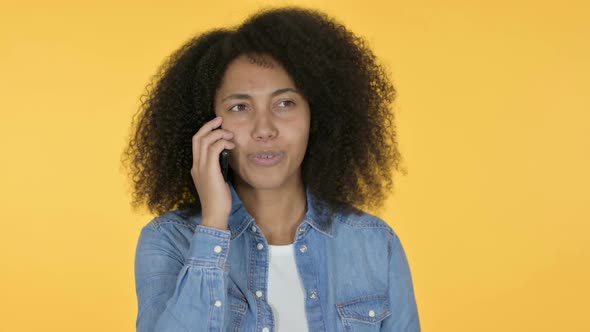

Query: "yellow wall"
(1, 0), (588, 331)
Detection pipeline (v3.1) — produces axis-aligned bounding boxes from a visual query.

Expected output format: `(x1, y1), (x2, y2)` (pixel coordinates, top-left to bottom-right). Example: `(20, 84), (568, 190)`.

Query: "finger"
(199, 130), (234, 169)
(192, 117), (223, 161)
(205, 139), (236, 173)
(201, 129), (234, 150)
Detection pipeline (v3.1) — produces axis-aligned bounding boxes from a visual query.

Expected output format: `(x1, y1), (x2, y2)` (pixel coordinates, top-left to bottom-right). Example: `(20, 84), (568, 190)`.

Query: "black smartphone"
(219, 149), (230, 182)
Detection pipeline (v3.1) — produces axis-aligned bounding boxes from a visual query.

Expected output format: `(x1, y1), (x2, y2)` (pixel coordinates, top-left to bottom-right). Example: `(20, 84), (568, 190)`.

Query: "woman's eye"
(229, 104), (247, 112)
(277, 100), (295, 108)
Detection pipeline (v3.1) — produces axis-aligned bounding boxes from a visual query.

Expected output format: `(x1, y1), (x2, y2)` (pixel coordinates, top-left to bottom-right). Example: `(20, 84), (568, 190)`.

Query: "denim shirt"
(134, 181), (420, 332)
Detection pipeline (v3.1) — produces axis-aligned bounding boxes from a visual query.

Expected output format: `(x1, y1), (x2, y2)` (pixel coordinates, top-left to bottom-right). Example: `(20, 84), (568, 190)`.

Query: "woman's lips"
(248, 151), (284, 167)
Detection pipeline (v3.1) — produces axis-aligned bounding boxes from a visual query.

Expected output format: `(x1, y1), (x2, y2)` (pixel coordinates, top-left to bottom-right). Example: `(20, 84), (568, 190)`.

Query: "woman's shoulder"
(141, 207), (202, 232)
(322, 206), (403, 254)
(332, 205), (396, 237)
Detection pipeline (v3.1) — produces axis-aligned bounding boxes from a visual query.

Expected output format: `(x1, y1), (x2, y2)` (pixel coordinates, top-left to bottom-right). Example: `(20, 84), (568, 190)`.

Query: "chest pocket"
(336, 294), (391, 332)
(228, 287), (248, 332)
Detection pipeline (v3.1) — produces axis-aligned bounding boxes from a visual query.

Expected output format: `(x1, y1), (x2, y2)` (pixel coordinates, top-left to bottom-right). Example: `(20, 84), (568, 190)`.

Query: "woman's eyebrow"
(270, 88), (299, 98)
(221, 88), (300, 102)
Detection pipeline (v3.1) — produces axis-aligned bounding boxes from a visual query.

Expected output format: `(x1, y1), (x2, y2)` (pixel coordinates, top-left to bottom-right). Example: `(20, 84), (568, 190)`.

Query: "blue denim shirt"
(134, 181), (420, 331)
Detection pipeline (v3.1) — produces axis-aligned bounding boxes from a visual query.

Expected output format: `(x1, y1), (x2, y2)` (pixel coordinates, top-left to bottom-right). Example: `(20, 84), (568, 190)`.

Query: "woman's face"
(214, 54), (311, 190)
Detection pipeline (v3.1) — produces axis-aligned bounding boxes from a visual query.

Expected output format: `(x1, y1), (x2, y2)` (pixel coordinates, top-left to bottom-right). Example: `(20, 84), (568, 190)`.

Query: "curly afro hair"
(121, 6), (406, 220)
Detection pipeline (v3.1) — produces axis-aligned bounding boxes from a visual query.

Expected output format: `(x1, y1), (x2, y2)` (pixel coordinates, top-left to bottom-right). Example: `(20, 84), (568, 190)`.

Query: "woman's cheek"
(229, 131), (245, 159)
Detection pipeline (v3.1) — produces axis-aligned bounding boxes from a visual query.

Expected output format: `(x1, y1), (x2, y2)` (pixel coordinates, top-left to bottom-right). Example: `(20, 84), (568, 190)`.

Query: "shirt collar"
(227, 180), (334, 240)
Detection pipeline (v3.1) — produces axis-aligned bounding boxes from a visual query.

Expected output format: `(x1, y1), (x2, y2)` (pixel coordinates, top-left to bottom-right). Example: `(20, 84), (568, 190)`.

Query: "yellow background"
(1, 0), (588, 331)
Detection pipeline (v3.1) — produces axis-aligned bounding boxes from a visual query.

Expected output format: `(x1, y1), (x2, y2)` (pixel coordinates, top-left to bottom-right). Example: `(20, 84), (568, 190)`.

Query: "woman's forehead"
(228, 54), (281, 72)
(217, 55), (296, 95)
(244, 54), (276, 69)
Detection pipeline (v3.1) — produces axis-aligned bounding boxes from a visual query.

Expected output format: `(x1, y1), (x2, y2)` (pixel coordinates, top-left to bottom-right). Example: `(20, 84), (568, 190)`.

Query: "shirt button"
(299, 244), (308, 253)
(257, 243), (264, 250)
(255, 290), (263, 298)
(369, 310), (376, 317)
(298, 226), (305, 233)
(213, 245), (222, 253)
(262, 328), (270, 332)
(251, 225), (257, 232)
(309, 291), (317, 299)
(214, 300), (222, 308)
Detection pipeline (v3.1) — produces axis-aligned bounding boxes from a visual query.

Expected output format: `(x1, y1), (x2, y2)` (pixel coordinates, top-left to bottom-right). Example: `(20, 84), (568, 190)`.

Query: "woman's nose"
(251, 112), (278, 141)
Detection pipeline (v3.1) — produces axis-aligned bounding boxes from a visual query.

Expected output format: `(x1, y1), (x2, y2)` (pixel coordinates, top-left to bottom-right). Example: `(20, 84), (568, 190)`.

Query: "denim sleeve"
(134, 223), (231, 332)
(381, 233), (421, 331)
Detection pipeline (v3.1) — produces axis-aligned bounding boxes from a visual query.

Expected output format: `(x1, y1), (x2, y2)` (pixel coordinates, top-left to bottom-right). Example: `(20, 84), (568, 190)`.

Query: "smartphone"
(219, 149), (230, 182)
(213, 115), (230, 182)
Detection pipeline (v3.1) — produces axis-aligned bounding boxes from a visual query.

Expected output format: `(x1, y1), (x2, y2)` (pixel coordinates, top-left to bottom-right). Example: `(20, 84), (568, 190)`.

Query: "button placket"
(293, 236), (326, 330)
(250, 221), (273, 331)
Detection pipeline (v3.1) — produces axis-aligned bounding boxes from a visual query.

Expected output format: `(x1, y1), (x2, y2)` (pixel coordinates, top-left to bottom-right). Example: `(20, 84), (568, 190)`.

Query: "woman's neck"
(234, 176), (307, 245)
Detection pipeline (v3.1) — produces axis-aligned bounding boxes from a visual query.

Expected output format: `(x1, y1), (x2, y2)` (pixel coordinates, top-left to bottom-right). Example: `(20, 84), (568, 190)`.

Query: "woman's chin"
(234, 169), (290, 190)
(247, 175), (285, 189)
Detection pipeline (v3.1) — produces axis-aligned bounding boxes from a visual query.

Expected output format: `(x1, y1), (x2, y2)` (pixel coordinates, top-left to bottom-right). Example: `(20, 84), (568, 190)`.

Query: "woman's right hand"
(191, 116), (236, 230)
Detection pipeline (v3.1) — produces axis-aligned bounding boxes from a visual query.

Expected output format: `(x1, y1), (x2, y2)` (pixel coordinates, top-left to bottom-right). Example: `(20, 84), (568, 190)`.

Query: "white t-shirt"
(267, 244), (309, 332)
